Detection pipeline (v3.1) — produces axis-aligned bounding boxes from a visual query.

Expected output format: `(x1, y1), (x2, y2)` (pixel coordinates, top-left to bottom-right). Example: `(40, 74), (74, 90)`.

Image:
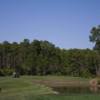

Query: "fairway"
(0, 76), (100, 100)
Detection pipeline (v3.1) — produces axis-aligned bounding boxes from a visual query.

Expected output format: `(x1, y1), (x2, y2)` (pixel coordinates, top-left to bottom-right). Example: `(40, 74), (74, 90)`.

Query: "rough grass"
(0, 76), (100, 100)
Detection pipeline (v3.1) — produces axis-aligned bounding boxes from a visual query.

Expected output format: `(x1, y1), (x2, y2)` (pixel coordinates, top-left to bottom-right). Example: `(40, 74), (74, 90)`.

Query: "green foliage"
(89, 25), (100, 50)
(0, 39), (99, 77)
(0, 67), (14, 76)
(89, 25), (100, 76)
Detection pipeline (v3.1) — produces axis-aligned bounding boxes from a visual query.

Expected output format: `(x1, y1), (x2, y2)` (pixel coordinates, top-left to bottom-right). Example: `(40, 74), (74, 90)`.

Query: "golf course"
(0, 76), (100, 100)
(0, 0), (100, 100)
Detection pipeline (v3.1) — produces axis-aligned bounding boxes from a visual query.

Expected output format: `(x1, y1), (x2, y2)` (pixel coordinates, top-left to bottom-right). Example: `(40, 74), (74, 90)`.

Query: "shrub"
(0, 67), (14, 76)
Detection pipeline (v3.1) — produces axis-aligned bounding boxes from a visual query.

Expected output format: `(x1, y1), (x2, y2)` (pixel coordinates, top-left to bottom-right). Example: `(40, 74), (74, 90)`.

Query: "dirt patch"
(33, 79), (89, 87)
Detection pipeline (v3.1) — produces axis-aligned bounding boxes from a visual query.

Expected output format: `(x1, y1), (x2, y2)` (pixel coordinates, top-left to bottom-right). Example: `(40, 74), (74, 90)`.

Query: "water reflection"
(52, 86), (100, 94)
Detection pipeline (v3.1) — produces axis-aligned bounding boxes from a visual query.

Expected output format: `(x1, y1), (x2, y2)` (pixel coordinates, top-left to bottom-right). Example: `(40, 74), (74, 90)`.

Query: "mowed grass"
(0, 76), (54, 100)
(0, 76), (100, 100)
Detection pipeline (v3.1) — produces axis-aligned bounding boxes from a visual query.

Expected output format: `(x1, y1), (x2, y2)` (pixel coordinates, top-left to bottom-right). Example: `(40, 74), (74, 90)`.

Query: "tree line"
(0, 39), (99, 77)
(0, 25), (100, 77)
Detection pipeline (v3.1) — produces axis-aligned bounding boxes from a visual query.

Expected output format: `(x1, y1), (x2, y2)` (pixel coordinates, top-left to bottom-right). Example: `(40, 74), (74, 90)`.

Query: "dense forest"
(0, 26), (100, 77)
(0, 39), (99, 77)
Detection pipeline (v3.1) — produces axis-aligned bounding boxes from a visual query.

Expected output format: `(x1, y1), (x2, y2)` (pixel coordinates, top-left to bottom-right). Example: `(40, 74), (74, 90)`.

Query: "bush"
(0, 67), (14, 76)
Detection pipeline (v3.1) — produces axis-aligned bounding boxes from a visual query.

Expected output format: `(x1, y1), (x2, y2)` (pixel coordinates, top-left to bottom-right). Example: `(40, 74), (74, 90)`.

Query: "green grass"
(0, 76), (100, 100)
(0, 76), (54, 100)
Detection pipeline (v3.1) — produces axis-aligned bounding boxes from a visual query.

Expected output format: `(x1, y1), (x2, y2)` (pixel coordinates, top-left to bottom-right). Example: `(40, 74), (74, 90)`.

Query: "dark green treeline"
(0, 39), (100, 77)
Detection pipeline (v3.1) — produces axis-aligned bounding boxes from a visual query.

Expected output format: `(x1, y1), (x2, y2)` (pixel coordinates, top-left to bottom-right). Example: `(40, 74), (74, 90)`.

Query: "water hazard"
(52, 86), (100, 94)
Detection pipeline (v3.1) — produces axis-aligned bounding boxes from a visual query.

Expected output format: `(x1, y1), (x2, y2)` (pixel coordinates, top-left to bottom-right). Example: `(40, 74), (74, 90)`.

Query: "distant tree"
(89, 25), (100, 76)
(19, 39), (30, 74)
(89, 25), (100, 51)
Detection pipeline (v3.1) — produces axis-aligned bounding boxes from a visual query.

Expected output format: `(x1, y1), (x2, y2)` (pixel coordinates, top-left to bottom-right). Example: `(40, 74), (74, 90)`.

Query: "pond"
(52, 86), (100, 94)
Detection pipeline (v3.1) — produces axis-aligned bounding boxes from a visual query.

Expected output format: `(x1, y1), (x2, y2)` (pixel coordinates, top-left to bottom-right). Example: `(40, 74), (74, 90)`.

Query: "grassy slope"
(0, 76), (53, 100)
(0, 76), (100, 100)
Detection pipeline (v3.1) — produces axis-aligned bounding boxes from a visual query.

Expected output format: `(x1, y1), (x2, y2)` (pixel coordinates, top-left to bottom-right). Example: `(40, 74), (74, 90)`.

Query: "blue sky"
(0, 0), (100, 49)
